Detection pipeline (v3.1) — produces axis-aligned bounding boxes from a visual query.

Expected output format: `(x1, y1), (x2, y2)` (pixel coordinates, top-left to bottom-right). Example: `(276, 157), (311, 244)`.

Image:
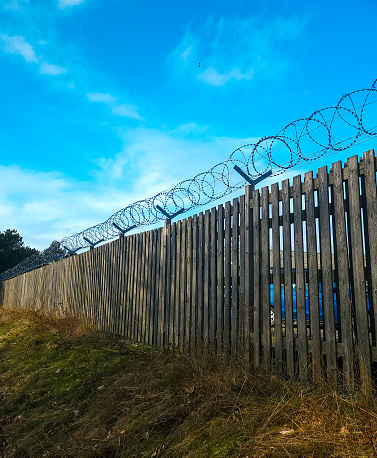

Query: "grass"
(1, 307), (377, 457)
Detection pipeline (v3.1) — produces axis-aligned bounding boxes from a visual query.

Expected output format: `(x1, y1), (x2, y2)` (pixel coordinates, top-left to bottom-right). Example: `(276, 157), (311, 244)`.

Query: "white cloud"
(198, 67), (253, 87)
(0, 165), (131, 250)
(1, 35), (67, 78)
(170, 15), (306, 86)
(0, 125), (265, 251)
(87, 92), (144, 121)
(3, 0), (29, 11)
(58, 0), (84, 9)
(87, 92), (117, 103)
(181, 45), (193, 62)
(39, 62), (67, 75)
(1, 34), (38, 63)
(111, 103), (143, 120)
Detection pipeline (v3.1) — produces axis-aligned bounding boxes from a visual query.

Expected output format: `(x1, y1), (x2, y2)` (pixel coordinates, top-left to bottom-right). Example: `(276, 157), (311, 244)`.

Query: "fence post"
(158, 219), (170, 348)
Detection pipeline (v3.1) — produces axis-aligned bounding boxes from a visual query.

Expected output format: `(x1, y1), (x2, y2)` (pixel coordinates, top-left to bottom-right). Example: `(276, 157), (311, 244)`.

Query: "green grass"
(1, 307), (377, 457)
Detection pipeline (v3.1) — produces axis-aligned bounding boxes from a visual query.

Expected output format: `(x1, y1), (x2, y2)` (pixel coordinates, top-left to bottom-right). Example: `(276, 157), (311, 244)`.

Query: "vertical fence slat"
(197, 215), (204, 351)
(293, 175), (308, 381)
(231, 198), (239, 358)
(239, 195), (246, 354)
(175, 222), (182, 349)
(204, 210), (210, 346)
(282, 179), (294, 377)
(363, 150), (377, 348)
(165, 220), (171, 349)
(318, 166), (337, 387)
(210, 207), (217, 348)
(271, 182), (282, 372)
(244, 187), (252, 365)
(253, 190), (261, 367)
(261, 187), (270, 368)
(217, 204), (225, 352)
(179, 220), (187, 352)
(185, 217), (192, 352)
(347, 156), (372, 393)
(169, 222), (177, 348)
(150, 230), (158, 346)
(304, 171), (322, 384)
(191, 215), (198, 350)
(332, 160), (354, 389)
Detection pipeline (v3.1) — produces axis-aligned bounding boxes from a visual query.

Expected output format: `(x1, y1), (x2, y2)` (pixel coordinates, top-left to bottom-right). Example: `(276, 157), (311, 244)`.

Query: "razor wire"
(2, 78), (377, 280)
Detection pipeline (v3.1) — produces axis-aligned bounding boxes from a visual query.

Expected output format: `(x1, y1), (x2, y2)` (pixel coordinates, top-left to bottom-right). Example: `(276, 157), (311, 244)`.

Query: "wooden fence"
(2, 149), (377, 391)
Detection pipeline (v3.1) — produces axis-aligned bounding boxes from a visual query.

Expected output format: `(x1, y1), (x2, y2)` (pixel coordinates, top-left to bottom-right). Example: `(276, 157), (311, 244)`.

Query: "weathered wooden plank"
(136, 233), (144, 341)
(128, 235), (137, 339)
(347, 155), (372, 393)
(363, 150), (377, 345)
(224, 202), (231, 355)
(317, 166), (337, 387)
(271, 182), (282, 372)
(197, 214), (204, 350)
(253, 190), (261, 367)
(118, 234), (127, 337)
(304, 171), (321, 384)
(185, 217), (193, 352)
(261, 186), (270, 368)
(149, 230), (158, 346)
(282, 179), (294, 377)
(164, 221), (171, 348)
(131, 234), (140, 340)
(158, 222), (167, 348)
(239, 195), (246, 353)
(140, 231), (148, 342)
(231, 198), (239, 358)
(191, 215), (198, 350)
(174, 222), (181, 349)
(179, 220), (187, 352)
(332, 160), (354, 389)
(145, 230), (153, 345)
(217, 204), (225, 352)
(125, 235), (134, 338)
(169, 223), (176, 348)
(293, 175), (308, 381)
(154, 229), (162, 347)
(203, 210), (210, 345)
(210, 207), (217, 347)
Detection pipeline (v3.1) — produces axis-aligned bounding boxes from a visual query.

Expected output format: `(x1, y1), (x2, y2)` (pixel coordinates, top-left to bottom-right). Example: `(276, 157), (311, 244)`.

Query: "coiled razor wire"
(2, 78), (377, 280)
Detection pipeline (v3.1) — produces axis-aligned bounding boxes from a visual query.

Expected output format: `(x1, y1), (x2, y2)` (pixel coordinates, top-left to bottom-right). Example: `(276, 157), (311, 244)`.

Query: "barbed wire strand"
(2, 79), (377, 280)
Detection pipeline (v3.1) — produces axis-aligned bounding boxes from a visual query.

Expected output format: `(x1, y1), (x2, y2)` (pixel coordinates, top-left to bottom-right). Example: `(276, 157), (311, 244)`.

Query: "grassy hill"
(0, 308), (376, 457)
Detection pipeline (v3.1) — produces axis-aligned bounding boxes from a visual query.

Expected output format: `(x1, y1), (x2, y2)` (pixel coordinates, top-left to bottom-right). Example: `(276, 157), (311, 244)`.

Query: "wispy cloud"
(87, 93), (117, 103)
(1, 34), (69, 78)
(58, 0), (85, 9)
(198, 67), (253, 87)
(0, 122), (263, 250)
(111, 104), (143, 120)
(170, 14), (306, 86)
(1, 34), (38, 63)
(39, 63), (67, 75)
(3, 0), (29, 11)
(86, 92), (144, 121)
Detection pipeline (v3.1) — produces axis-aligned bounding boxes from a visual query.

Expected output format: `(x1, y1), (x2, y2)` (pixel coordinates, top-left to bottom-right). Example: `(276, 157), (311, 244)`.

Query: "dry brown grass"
(1, 307), (377, 457)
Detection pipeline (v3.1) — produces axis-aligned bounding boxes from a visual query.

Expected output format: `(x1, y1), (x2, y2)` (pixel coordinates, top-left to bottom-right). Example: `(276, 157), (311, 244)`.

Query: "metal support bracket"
(83, 236), (104, 248)
(233, 165), (272, 189)
(156, 205), (185, 220)
(112, 222), (137, 234)
(63, 246), (81, 255)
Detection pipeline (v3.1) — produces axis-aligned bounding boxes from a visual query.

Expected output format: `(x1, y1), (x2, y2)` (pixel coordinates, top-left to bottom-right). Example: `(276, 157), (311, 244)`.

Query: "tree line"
(0, 229), (64, 274)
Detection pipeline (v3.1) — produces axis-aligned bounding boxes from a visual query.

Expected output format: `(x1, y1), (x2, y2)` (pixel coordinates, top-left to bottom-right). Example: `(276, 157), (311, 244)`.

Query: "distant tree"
(0, 229), (39, 274)
(41, 240), (65, 262)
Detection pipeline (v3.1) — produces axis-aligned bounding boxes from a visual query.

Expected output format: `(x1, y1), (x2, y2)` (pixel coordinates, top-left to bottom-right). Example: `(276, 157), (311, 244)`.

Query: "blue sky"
(1, 0), (377, 249)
